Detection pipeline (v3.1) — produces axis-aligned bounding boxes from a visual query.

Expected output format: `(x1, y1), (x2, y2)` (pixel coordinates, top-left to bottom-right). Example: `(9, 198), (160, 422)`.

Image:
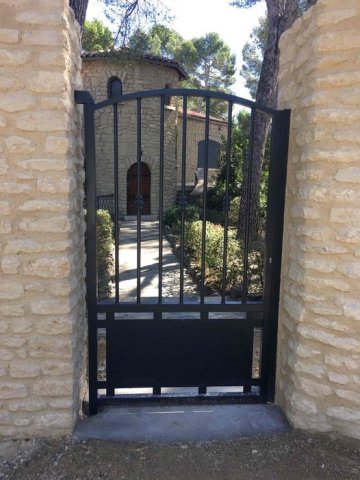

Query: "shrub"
(164, 204), (200, 229)
(184, 220), (243, 291)
(96, 209), (114, 300)
(228, 196), (240, 225)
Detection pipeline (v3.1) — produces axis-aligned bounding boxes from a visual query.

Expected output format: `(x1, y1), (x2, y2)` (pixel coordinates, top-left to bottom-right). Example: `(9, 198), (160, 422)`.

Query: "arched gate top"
(75, 87), (278, 116)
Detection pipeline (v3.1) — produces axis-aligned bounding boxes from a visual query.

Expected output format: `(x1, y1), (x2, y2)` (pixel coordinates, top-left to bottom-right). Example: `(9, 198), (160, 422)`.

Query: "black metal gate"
(76, 88), (290, 415)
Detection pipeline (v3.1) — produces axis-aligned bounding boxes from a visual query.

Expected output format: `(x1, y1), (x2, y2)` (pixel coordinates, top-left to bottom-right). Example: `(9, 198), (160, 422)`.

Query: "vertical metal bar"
(136, 98), (142, 304)
(113, 103), (120, 303)
(179, 96), (188, 303)
(261, 109), (291, 403)
(242, 108), (255, 304)
(83, 97), (98, 416)
(158, 95), (165, 303)
(221, 102), (233, 303)
(200, 97), (210, 303)
(106, 312), (115, 396)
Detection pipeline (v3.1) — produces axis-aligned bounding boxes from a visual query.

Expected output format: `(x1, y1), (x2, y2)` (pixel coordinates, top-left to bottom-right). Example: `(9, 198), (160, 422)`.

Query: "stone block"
(29, 71), (66, 93)
(23, 257), (70, 278)
(328, 372), (349, 385)
(16, 111), (68, 132)
(11, 318), (32, 334)
(331, 208), (360, 223)
(41, 360), (71, 376)
(10, 362), (40, 378)
(0, 28), (19, 43)
(0, 201), (10, 215)
(29, 336), (72, 359)
(17, 158), (68, 171)
(5, 136), (35, 154)
(2, 256), (20, 274)
(0, 382), (27, 399)
(5, 239), (69, 254)
(327, 406), (360, 422)
(45, 136), (69, 154)
(0, 93), (35, 112)
(0, 304), (24, 317)
(18, 199), (69, 213)
(0, 182), (32, 194)
(335, 167), (360, 184)
(0, 158), (8, 174)
(33, 412), (73, 429)
(19, 216), (72, 233)
(30, 299), (71, 315)
(22, 30), (63, 46)
(32, 377), (72, 397)
(0, 49), (30, 65)
(0, 281), (23, 300)
(15, 12), (62, 25)
(0, 219), (11, 234)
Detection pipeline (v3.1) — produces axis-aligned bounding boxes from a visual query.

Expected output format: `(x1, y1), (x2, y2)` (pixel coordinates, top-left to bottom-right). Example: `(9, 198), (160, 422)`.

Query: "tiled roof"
(81, 49), (188, 80)
(178, 107), (227, 124)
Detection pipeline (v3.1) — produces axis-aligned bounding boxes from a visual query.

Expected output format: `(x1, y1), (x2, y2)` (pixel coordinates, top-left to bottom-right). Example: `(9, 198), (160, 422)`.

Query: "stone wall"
(0, 1), (85, 437)
(177, 113), (227, 188)
(277, 0), (360, 440)
(82, 58), (181, 215)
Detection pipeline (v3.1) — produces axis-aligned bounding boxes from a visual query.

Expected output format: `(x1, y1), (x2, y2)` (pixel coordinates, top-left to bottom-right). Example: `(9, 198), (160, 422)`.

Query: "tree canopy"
(82, 19), (114, 51)
(240, 16), (267, 99)
(129, 27), (236, 117)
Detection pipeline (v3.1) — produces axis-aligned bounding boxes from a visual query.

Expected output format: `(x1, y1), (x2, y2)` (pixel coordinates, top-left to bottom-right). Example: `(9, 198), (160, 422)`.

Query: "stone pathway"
(116, 220), (197, 301)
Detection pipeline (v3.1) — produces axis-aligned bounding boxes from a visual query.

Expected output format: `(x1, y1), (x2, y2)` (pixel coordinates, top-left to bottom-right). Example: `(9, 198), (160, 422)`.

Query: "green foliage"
(240, 16), (268, 99)
(96, 209), (114, 300)
(183, 219), (264, 295)
(82, 19), (114, 51)
(228, 196), (240, 225)
(164, 204), (200, 230)
(128, 27), (236, 117)
(208, 110), (250, 211)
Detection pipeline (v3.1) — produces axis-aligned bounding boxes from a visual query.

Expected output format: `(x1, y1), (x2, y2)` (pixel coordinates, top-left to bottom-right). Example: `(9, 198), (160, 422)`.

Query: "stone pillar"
(277, 0), (360, 440)
(0, 1), (85, 436)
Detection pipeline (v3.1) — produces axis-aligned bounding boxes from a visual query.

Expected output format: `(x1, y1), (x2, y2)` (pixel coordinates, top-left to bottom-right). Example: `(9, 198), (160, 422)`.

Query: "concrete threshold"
(74, 404), (290, 443)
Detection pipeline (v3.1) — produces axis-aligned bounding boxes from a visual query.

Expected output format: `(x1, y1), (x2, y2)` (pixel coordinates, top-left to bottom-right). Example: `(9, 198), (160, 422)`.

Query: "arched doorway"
(127, 162), (151, 215)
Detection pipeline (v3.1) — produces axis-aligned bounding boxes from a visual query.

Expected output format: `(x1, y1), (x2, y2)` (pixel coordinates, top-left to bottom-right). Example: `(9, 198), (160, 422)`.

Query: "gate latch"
(269, 257), (273, 264)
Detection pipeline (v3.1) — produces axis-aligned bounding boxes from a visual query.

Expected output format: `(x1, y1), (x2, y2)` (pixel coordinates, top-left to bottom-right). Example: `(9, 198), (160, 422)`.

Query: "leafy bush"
(164, 204), (200, 229)
(184, 220), (243, 291)
(96, 209), (114, 300)
(228, 196), (240, 225)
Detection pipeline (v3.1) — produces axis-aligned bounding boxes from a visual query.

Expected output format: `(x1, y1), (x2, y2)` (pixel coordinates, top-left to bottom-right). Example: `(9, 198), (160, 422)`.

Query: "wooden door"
(127, 163), (151, 215)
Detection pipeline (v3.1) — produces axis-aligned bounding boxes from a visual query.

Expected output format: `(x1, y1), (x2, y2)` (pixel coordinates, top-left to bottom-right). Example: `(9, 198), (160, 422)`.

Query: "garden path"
(116, 220), (197, 301)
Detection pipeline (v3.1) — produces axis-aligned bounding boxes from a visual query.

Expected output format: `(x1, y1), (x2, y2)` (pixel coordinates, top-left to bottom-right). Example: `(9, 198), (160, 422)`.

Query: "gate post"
(0, 2), (86, 437)
(75, 91), (98, 415)
(277, 0), (360, 440)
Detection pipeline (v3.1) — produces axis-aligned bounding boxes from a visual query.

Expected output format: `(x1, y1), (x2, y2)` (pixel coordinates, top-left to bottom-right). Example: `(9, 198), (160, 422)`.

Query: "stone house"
(81, 51), (227, 216)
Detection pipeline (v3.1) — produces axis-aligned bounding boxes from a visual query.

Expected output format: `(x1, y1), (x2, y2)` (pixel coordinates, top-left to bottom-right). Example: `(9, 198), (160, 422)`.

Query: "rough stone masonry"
(277, 0), (360, 440)
(0, 0), (86, 437)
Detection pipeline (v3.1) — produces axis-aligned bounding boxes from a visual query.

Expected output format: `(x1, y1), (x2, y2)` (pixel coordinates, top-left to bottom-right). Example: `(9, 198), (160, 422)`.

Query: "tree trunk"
(237, 0), (300, 242)
(69, 0), (89, 28)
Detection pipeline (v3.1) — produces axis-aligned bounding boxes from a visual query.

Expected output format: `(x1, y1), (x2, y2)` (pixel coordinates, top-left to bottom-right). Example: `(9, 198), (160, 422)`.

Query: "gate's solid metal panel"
(106, 319), (254, 389)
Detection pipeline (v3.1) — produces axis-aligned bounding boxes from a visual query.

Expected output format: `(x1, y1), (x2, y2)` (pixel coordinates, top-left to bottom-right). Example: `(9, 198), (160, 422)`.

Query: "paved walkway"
(117, 220), (197, 301)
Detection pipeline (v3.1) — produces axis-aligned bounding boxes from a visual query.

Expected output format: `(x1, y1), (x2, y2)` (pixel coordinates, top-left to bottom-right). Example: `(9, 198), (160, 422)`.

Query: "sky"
(86, 0), (266, 99)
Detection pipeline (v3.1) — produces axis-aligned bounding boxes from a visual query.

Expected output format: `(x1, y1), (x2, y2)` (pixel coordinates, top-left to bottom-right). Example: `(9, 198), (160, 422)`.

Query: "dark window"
(197, 140), (221, 168)
(108, 77), (122, 98)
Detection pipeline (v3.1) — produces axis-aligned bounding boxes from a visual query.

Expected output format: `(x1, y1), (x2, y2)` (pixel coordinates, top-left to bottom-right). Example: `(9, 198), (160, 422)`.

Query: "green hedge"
(183, 220), (264, 295)
(96, 209), (114, 300)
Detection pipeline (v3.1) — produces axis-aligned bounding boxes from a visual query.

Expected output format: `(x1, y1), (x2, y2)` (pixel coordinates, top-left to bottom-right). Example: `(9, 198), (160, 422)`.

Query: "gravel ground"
(0, 431), (359, 480)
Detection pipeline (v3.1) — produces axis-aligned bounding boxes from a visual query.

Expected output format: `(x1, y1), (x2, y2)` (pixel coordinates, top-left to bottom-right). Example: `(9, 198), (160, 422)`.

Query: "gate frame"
(75, 88), (290, 415)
